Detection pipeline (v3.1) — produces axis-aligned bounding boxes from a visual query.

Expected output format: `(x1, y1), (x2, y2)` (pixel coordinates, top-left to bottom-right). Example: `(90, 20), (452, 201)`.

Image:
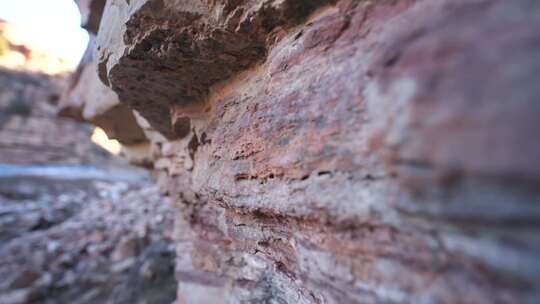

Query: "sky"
(0, 0), (89, 67)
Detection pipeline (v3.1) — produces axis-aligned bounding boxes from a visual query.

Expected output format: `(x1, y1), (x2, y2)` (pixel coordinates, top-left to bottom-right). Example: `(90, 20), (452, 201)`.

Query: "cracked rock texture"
(62, 0), (540, 303)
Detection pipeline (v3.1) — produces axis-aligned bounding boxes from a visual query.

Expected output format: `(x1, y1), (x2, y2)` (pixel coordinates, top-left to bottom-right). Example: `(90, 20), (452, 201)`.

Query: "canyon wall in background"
(62, 0), (540, 303)
(0, 19), (176, 304)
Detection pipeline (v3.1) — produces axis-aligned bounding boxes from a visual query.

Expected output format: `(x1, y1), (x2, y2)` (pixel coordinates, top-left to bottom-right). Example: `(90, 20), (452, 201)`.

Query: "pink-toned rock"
(71, 0), (540, 302)
(96, 0), (331, 138)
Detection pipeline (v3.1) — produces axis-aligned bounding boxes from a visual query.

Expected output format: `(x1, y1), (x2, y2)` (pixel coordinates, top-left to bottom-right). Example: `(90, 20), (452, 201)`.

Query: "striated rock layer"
(63, 0), (540, 303)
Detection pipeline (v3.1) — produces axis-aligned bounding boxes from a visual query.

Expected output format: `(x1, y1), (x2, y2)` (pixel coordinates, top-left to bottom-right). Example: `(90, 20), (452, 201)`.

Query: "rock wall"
(64, 0), (540, 303)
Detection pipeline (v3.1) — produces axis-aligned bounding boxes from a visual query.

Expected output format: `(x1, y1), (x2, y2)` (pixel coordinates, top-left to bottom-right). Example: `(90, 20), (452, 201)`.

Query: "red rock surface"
(59, 0), (540, 303)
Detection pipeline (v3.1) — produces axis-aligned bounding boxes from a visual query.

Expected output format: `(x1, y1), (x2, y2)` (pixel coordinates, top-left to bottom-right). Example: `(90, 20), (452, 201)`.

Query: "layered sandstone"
(63, 0), (540, 303)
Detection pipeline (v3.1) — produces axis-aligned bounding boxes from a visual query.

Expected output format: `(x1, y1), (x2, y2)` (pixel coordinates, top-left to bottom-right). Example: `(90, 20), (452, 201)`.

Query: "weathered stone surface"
(89, 0), (540, 303)
(59, 40), (147, 146)
(96, 0), (332, 138)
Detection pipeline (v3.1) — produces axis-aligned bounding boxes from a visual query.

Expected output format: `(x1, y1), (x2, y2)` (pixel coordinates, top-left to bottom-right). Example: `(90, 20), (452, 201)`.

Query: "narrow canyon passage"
(1, 0), (540, 303)
(0, 46), (177, 303)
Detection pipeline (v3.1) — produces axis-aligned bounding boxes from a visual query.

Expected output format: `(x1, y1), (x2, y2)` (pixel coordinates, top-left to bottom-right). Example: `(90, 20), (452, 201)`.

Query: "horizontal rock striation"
(63, 0), (540, 303)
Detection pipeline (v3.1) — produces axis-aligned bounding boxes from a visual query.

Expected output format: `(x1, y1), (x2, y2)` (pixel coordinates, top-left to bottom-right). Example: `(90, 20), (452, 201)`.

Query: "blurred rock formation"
(0, 18), (176, 304)
(0, 20), (73, 74)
